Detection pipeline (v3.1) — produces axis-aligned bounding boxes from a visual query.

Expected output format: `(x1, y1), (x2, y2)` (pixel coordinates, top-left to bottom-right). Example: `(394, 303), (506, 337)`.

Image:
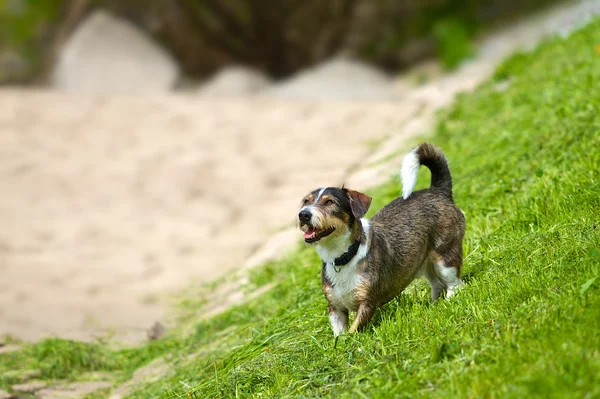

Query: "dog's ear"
(345, 189), (372, 219)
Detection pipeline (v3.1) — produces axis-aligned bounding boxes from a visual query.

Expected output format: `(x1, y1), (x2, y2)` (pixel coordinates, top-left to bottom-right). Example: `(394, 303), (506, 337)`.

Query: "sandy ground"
(1, 0), (598, 344)
(0, 92), (417, 342)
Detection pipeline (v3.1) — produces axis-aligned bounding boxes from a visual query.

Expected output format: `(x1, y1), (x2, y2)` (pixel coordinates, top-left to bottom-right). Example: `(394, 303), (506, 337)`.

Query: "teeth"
(301, 225), (309, 232)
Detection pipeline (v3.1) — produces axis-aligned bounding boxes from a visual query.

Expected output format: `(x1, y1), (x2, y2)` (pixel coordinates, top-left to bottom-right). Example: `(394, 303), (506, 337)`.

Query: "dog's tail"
(400, 142), (453, 200)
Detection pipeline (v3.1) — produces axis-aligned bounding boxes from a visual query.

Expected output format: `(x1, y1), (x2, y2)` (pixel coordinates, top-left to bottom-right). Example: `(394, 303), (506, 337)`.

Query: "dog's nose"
(298, 210), (312, 223)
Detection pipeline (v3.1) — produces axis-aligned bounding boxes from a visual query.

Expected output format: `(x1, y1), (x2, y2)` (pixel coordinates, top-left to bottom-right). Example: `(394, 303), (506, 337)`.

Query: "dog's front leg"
(348, 302), (375, 334)
(329, 304), (349, 336)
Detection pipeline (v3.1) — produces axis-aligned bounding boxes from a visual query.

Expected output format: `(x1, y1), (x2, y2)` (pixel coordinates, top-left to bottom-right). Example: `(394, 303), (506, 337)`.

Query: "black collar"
(322, 240), (361, 271)
(334, 240), (361, 266)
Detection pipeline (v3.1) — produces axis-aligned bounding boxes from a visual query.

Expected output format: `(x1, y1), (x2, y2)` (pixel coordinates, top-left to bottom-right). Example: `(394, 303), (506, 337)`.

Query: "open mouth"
(301, 225), (336, 243)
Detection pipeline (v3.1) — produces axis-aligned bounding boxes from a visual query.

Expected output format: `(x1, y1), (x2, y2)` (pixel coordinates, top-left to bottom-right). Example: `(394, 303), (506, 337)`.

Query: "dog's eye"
(303, 198), (309, 205)
(325, 199), (334, 205)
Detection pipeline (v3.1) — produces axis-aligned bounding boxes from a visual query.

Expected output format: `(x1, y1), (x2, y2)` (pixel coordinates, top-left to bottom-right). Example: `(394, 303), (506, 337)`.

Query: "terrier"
(297, 142), (465, 336)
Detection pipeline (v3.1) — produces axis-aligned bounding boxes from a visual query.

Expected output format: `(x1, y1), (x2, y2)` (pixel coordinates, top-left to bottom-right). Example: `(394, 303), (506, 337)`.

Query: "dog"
(297, 142), (465, 336)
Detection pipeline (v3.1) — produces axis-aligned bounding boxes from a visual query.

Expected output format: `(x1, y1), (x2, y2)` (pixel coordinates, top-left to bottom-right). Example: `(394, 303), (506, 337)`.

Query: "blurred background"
(1, 0), (562, 88)
(1, 0), (598, 344)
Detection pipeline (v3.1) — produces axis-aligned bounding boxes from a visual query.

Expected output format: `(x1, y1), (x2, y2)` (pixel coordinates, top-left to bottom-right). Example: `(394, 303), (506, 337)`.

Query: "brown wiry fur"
(339, 189), (465, 333)
(303, 143), (465, 335)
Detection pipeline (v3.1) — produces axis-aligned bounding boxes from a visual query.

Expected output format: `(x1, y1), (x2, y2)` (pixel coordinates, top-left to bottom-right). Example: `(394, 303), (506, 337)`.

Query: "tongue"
(303, 227), (316, 239)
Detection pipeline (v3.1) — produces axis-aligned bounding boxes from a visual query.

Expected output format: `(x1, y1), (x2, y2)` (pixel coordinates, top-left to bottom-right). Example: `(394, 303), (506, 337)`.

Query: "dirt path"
(1, 1), (598, 344)
(0, 93), (418, 342)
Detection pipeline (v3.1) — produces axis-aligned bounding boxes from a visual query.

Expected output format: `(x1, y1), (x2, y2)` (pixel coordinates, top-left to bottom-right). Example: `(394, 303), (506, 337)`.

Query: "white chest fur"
(317, 219), (370, 311)
(325, 262), (361, 310)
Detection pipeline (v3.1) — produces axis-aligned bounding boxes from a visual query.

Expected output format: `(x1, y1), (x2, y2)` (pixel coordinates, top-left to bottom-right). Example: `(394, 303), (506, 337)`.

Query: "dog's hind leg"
(437, 264), (463, 299)
(431, 247), (464, 300)
(422, 260), (445, 301)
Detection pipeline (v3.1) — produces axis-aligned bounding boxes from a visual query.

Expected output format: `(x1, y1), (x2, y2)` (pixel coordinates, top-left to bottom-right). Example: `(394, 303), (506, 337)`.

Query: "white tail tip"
(401, 149), (420, 199)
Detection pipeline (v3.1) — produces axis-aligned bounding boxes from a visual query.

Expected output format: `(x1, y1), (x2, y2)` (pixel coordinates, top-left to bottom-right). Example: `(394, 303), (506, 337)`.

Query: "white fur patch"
(316, 231), (351, 265)
(401, 148), (420, 199)
(318, 219), (371, 312)
(434, 260), (463, 300)
(315, 187), (326, 201)
(329, 311), (347, 336)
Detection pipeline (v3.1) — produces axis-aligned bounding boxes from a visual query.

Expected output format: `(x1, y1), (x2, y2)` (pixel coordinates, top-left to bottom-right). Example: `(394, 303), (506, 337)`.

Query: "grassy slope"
(2, 17), (600, 399)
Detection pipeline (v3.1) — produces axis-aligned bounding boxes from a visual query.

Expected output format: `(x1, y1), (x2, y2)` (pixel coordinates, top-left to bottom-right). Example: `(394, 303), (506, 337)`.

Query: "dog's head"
(298, 187), (371, 244)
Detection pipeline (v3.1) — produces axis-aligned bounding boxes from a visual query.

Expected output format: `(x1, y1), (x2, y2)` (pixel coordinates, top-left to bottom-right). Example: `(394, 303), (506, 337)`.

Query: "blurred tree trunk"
(174, 0), (359, 78)
(1, 0), (563, 84)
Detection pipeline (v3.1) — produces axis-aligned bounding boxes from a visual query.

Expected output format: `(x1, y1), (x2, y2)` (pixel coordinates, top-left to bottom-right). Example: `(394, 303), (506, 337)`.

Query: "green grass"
(2, 17), (600, 399)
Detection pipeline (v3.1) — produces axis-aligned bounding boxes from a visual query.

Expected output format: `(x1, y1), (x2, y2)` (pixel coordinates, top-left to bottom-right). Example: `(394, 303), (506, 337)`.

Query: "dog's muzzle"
(298, 210), (335, 243)
(298, 210), (311, 224)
